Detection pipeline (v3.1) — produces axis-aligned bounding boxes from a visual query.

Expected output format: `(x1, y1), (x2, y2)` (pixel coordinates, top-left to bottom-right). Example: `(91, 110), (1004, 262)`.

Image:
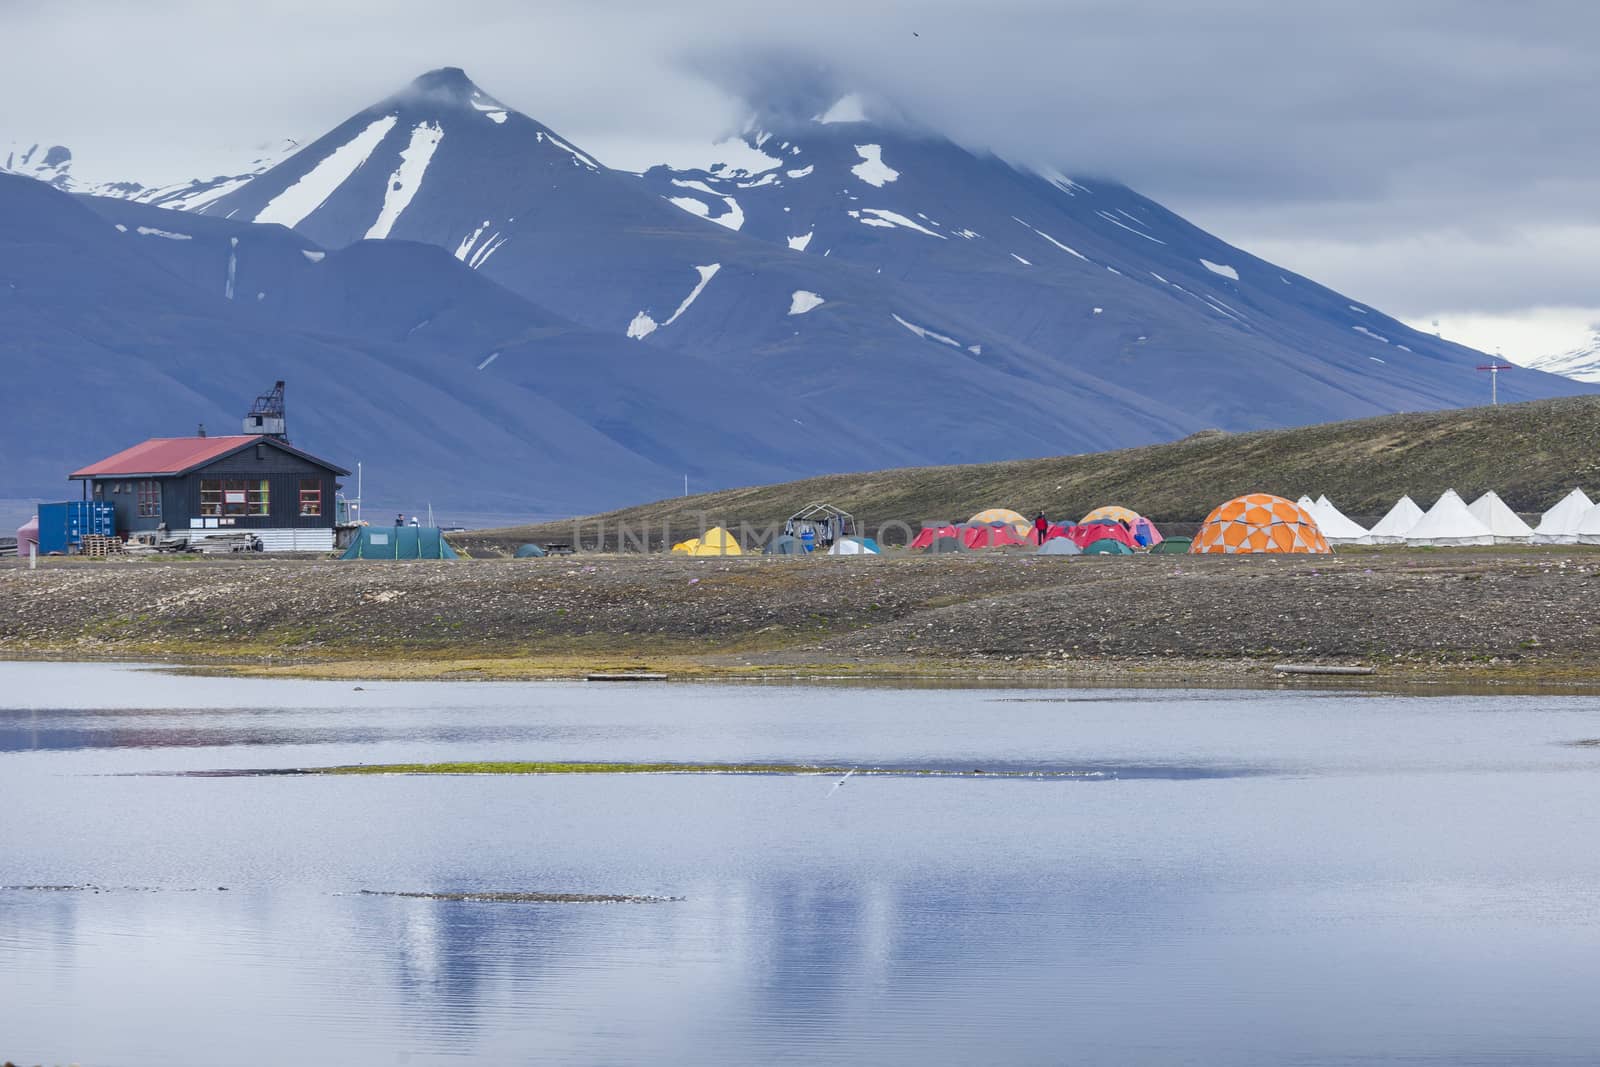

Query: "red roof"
(70, 435), (348, 479)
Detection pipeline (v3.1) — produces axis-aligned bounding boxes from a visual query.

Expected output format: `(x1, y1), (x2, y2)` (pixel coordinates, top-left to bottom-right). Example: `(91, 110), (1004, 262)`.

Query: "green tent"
(1150, 537), (1193, 555)
(514, 543), (547, 558)
(341, 525), (459, 560)
(1082, 538), (1134, 555)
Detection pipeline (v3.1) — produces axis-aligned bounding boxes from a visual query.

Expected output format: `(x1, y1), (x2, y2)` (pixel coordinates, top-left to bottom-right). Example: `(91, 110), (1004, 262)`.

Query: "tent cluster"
(908, 505), (1167, 556)
(1279, 488), (1598, 547)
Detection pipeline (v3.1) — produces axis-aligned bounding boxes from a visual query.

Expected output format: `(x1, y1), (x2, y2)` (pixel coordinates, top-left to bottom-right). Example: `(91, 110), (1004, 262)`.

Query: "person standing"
(1034, 512), (1049, 545)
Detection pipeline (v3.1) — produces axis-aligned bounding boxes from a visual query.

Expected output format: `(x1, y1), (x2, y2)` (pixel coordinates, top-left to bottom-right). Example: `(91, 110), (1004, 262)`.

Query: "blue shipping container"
(36, 501), (116, 555)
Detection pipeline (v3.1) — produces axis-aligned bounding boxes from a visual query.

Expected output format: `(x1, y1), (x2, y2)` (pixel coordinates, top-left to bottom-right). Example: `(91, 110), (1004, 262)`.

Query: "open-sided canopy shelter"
(1191, 493), (1331, 554)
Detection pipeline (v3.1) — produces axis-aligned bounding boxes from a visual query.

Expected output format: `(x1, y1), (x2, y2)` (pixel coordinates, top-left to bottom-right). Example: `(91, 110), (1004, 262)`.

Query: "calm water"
(4, 663), (1600, 1065)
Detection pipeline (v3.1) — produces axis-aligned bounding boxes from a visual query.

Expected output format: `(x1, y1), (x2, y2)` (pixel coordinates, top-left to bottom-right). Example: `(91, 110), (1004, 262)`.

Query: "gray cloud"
(3, 0), (1597, 340)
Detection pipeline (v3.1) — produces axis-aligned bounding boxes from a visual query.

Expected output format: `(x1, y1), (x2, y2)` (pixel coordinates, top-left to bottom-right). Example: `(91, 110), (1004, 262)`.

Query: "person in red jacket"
(1034, 512), (1049, 545)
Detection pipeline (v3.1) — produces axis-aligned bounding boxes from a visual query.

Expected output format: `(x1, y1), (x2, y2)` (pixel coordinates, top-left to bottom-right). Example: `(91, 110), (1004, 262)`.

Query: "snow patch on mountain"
(789, 290), (824, 315)
(816, 94), (868, 124)
(255, 115), (397, 228)
(366, 121), (443, 239)
(1010, 253), (1031, 265)
(1013, 217), (1087, 260)
(667, 179), (744, 231)
(668, 197), (710, 218)
(1095, 209), (1165, 244)
(536, 131), (598, 170)
(135, 226), (191, 241)
(1035, 166), (1091, 197)
(851, 144), (898, 187)
(850, 208), (943, 238)
(892, 314), (960, 348)
(786, 165), (813, 179)
(470, 94), (508, 124)
(1200, 259), (1239, 280)
(629, 264), (722, 339)
(788, 231), (813, 251)
(1352, 325), (1390, 343)
(455, 220), (491, 261)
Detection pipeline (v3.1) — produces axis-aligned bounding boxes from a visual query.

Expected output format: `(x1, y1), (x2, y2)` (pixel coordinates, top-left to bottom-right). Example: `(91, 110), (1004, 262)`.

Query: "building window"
(200, 479), (270, 517)
(299, 480), (322, 517)
(137, 481), (161, 518)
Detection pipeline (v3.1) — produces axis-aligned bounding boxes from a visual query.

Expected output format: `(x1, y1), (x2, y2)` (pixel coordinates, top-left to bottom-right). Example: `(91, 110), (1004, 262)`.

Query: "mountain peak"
(391, 67), (504, 112)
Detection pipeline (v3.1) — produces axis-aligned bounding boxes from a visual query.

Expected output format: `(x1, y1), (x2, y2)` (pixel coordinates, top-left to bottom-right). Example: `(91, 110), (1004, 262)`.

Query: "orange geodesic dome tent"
(1190, 493), (1332, 554)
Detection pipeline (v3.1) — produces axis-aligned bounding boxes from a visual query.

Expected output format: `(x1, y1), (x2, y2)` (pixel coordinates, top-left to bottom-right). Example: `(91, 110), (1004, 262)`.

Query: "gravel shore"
(3, 549), (1598, 684)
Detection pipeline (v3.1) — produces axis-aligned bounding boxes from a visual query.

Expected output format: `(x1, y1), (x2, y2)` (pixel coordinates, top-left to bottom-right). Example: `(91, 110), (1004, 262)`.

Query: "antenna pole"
(1476, 362), (1514, 406)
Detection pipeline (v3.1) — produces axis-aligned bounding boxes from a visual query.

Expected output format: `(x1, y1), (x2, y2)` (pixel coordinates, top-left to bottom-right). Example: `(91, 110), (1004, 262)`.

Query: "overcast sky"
(5, 0), (1597, 358)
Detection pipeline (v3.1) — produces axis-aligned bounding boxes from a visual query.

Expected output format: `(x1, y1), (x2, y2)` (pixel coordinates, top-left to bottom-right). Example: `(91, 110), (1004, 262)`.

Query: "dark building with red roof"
(68, 384), (350, 551)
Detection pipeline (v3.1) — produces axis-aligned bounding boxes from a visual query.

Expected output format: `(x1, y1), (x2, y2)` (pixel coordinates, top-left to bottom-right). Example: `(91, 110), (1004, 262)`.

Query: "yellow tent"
(687, 527), (743, 556)
(968, 508), (1032, 538)
(1082, 505), (1141, 526)
(671, 538), (701, 554)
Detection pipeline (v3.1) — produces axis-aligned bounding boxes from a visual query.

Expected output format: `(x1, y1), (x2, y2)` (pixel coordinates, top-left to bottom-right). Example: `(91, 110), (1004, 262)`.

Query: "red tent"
(1063, 522), (1139, 550)
(910, 525), (959, 550)
(961, 524), (1028, 549)
(913, 524), (1031, 551)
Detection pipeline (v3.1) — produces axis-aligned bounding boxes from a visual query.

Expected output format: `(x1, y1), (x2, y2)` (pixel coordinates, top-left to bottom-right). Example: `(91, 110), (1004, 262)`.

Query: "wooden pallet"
(80, 534), (124, 558)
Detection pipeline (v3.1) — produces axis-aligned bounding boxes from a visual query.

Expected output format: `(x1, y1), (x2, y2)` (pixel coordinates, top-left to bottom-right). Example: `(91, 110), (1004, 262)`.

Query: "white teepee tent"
(1532, 488), (1595, 545)
(1405, 490), (1494, 547)
(1312, 495), (1372, 545)
(1576, 504), (1600, 546)
(1368, 495), (1424, 544)
(1466, 491), (1534, 544)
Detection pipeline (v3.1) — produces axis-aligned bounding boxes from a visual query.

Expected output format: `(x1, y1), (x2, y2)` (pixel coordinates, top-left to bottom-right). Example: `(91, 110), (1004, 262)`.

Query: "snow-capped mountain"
(189, 69), (1581, 431)
(1519, 331), (1600, 383)
(3, 143), (74, 188)
(2, 138), (299, 211)
(3, 68), (1592, 517)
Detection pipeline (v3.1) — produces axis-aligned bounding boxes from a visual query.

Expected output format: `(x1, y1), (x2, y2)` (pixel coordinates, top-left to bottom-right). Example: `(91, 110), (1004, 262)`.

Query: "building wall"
(87, 442), (342, 534)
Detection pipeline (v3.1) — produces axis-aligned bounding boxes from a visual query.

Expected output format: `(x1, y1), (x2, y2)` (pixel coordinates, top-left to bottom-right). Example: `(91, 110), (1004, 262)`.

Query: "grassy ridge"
(459, 396), (1600, 554)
